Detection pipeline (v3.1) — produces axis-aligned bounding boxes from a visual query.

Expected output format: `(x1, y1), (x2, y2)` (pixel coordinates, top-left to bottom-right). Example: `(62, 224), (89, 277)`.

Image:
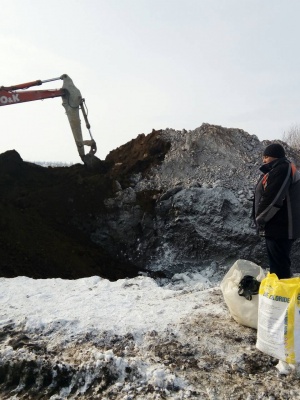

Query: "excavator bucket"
(81, 152), (102, 168)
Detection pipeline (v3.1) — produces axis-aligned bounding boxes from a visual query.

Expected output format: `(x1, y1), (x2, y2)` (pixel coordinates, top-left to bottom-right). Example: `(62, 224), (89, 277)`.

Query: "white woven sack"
(220, 259), (265, 329)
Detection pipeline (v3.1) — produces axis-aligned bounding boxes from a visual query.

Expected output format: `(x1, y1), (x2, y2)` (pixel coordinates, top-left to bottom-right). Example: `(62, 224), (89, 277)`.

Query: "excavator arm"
(0, 74), (97, 166)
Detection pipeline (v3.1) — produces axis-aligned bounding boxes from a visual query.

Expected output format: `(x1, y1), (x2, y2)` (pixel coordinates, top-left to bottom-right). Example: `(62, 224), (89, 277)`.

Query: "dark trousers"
(265, 237), (294, 279)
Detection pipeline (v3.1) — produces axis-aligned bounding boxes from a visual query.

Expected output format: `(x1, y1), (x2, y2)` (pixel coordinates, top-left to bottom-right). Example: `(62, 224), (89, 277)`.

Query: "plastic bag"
(256, 273), (300, 364)
(220, 259), (265, 329)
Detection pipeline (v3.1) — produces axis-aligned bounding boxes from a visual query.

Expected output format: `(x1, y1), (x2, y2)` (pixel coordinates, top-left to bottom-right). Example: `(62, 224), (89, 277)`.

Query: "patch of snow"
(0, 274), (217, 342)
(1, 270), (299, 399)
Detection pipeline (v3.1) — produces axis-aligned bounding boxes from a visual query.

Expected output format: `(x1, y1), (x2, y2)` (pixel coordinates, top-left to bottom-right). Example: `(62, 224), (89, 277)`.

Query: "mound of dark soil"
(2, 124), (300, 280)
(0, 130), (170, 280)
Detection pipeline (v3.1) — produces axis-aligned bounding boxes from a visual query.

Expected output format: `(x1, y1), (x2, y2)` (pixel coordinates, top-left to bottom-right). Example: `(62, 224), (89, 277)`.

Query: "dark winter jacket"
(254, 157), (300, 239)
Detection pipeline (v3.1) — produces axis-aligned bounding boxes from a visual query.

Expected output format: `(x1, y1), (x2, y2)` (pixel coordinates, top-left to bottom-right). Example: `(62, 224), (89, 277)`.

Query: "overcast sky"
(1, 0), (300, 163)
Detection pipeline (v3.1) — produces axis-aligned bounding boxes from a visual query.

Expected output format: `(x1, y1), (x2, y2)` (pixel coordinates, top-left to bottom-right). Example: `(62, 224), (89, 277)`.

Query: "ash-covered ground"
(1, 271), (300, 400)
(1, 123), (300, 399)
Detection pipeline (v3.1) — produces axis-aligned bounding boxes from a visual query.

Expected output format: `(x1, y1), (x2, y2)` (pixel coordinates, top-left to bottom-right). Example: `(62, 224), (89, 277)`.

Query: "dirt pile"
(0, 131), (170, 279)
(1, 124), (300, 279)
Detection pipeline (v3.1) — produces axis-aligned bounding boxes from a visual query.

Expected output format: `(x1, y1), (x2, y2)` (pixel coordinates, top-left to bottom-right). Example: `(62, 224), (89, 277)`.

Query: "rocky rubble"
(91, 123), (300, 275)
(1, 123), (300, 279)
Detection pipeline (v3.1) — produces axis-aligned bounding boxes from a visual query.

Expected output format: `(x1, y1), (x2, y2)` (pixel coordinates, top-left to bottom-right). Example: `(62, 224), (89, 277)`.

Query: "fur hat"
(263, 143), (285, 158)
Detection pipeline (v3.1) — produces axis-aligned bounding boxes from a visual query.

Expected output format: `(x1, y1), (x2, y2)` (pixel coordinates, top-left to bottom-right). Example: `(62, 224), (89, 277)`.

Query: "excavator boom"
(0, 89), (64, 105)
(0, 74), (98, 167)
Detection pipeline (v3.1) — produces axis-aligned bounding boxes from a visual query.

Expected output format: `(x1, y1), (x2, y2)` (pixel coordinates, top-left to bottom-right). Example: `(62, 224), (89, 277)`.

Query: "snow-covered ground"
(0, 269), (299, 399)
(0, 271), (215, 340)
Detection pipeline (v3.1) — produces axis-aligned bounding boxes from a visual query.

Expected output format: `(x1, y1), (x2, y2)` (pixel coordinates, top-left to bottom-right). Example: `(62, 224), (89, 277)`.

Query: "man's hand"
(258, 225), (265, 237)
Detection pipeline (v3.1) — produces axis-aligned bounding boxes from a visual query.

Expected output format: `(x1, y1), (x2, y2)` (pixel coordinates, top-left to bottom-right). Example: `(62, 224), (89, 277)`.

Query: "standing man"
(254, 143), (300, 279)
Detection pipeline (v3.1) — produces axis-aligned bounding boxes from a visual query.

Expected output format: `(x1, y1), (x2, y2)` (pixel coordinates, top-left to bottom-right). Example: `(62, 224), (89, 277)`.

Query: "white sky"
(1, 0), (300, 163)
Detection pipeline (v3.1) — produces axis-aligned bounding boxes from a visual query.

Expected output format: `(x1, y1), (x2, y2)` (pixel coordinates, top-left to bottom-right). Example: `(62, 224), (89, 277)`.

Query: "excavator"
(0, 74), (99, 167)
